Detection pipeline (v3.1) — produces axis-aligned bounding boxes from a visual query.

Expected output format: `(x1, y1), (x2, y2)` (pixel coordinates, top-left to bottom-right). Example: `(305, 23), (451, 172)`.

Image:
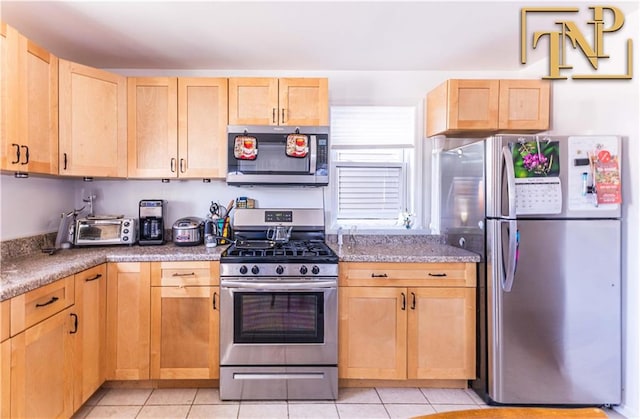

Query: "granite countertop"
(0, 243), (227, 301)
(329, 242), (480, 263)
(1, 237), (480, 302)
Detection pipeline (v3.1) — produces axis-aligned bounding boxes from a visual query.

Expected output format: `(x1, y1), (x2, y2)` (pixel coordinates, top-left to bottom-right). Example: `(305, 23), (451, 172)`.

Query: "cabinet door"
(127, 77), (178, 178)
(228, 77), (278, 125)
(407, 287), (475, 379)
(178, 78), (228, 178)
(59, 59), (127, 177)
(278, 78), (328, 126)
(448, 79), (499, 132)
(106, 262), (151, 380)
(1, 24), (58, 175)
(150, 286), (219, 379)
(11, 307), (74, 418)
(73, 264), (106, 411)
(339, 287), (407, 379)
(498, 80), (550, 131)
(1, 339), (9, 419)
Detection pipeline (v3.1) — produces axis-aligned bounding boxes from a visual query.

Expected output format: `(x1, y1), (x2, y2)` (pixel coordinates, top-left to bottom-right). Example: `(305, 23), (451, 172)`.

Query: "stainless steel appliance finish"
(434, 135), (622, 406)
(74, 216), (137, 246)
(172, 217), (204, 246)
(226, 125), (329, 186)
(219, 208), (338, 401)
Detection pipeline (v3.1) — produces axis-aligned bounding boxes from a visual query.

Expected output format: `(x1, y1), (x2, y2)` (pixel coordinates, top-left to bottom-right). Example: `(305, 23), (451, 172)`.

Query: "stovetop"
(221, 240), (338, 265)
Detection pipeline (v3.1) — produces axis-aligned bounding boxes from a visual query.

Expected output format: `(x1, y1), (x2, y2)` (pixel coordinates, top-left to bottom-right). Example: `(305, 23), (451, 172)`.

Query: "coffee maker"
(139, 200), (166, 245)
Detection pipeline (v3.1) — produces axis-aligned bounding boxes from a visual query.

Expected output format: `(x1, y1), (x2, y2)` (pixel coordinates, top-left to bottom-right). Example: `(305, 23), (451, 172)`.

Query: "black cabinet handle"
(401, 292), (406, 311)
(35, 296), (59, 308)
(428, 273), (447, 277)
(411, 292), (416, 310)
(371, 273), (388, 278)
(272, 108), (276, 124)
(69, 313), (78, 334)
(63, 153), (68, 170)
(172, 272), (195, 277)
(21, 145), (29, 164)
(170, 158), (176, 173)
(11, 144), (20, 164)
(85, 274), (102, 282)
(281, 108), (286, 124)
(213, 292), (218, 310)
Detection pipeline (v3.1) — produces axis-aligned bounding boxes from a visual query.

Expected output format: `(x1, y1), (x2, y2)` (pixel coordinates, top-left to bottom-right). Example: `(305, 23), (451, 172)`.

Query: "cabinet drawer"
(10, 275), (75, 336)
(1, 300), (9, 342)
(339, 262), (476, 288)
(151, 261), (219, 286)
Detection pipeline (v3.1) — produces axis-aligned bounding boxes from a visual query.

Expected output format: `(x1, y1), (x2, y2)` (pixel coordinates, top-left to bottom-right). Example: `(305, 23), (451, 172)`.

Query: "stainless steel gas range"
(219, 208), (338, 401)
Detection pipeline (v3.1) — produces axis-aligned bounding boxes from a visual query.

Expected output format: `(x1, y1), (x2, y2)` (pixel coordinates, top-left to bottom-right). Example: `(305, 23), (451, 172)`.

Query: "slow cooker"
(172, 217), (204, 246)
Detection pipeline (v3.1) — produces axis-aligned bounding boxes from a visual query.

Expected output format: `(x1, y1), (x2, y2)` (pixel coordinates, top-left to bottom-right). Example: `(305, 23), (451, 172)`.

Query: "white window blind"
(331, 106), (415, 148)
(335, 162), (405, 219)
(330, 106), (415, 226)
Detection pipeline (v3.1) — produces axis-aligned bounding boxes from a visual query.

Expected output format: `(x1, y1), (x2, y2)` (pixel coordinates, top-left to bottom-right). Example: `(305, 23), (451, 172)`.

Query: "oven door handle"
(221, 280), (336, 290)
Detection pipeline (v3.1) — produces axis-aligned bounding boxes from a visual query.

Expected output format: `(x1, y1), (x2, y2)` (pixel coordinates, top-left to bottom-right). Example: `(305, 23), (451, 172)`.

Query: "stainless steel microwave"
(226, 125), (329, 186)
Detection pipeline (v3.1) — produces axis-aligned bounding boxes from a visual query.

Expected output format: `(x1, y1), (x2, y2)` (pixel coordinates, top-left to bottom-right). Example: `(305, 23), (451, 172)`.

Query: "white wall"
(0, 174), (76, 240)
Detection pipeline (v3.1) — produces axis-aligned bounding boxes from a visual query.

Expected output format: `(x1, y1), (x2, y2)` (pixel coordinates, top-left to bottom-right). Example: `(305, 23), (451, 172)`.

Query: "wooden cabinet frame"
(339, 262), (476, 381)
(426, 78), (550, 137)
(229, 77), (328, 126)
(1, 24), (58, 175)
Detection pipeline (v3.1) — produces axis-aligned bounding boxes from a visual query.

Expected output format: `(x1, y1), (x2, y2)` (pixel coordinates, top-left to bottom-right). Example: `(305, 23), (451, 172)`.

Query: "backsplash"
(1, 232), (57, 260)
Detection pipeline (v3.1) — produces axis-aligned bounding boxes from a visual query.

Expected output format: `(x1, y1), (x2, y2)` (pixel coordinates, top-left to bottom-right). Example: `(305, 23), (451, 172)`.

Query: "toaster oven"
(74, 217), (137, 246)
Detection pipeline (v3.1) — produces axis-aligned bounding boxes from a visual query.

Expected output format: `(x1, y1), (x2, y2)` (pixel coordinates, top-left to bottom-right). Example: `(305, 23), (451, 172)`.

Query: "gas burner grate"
(224, 240), (335, 259)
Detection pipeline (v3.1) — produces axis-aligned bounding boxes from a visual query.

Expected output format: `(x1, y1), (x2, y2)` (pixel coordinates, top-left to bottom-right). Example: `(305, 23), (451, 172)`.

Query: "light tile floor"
(71, 387), (627, 419)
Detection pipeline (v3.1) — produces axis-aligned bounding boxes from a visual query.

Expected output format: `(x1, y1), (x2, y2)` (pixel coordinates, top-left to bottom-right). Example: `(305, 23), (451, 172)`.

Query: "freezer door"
(486, 135), (621, 219)
(487, 219), (621, 405)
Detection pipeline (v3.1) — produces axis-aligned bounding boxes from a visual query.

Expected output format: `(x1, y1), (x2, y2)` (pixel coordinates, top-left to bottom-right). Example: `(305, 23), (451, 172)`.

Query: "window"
(330, 106), (416, 229)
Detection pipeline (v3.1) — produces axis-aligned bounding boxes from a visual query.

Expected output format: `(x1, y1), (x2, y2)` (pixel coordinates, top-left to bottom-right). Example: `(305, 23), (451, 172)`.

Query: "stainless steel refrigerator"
(433, 134), (622, 405)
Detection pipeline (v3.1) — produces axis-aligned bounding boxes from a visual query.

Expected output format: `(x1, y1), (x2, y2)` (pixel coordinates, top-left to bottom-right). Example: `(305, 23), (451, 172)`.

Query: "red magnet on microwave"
(286, 133), (308, 158)
(234, 135), (258, 160)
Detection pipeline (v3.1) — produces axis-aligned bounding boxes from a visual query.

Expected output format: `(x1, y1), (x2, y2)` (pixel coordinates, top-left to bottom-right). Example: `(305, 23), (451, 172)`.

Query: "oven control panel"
(264, 210), (293, 223)
(221, 263), (338, 278)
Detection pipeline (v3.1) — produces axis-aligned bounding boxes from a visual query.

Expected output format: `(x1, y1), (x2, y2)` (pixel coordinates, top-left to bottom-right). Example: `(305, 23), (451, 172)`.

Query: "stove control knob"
(239, 265), (248, 275)
(299, 266), (308, 275)
(276, 265), (284, 275)
(251, 265), (260, 275)
(312, 265), (320, 275)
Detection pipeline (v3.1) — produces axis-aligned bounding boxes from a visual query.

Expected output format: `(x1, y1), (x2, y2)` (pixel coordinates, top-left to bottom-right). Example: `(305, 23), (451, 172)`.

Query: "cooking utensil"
(266, 225), (292, 243)
(172, 217), (204, 246)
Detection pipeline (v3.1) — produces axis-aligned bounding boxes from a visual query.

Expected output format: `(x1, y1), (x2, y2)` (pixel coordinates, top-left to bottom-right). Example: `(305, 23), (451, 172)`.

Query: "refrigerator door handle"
(502, 145), (517, 219)
(502, 219), (519, 292)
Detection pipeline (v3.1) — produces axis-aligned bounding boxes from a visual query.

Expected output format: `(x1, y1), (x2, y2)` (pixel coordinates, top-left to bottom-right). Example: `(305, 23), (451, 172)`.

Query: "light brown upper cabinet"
(127, 77), (228, 178)
(425, 79), (550, 137)
(58, 59), (127, 177)
(1, 23), (58, 175)
(228, 78), (328, 126)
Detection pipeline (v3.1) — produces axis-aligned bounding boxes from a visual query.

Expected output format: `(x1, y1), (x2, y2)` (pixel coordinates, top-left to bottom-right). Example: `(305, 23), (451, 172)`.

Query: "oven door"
(220, 279), (337, 366)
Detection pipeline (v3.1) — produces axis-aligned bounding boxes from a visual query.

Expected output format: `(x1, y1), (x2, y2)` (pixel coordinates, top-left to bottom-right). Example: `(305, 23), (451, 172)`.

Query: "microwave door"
(309, 135), (317, 174)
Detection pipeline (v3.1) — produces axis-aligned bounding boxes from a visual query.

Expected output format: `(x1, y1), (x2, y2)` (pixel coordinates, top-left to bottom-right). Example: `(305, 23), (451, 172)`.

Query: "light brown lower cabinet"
(1, 338), (10, 418)
(339, 262), (476, 381)
(150, 261), (220, 379)
(106, 262), (151, 380)
(10, 307), (74, 418)
(73, 264), (107, 411)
